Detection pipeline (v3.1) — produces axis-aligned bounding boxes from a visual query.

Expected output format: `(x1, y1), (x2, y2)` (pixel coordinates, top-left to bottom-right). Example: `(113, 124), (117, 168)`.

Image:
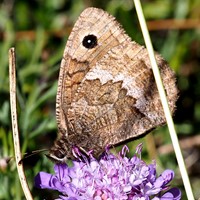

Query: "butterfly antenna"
(18, 149), (48, 165)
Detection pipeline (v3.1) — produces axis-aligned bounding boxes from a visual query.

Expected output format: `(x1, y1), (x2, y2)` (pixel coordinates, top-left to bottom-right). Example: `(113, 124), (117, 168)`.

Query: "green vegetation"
(0, 0), (200, 199)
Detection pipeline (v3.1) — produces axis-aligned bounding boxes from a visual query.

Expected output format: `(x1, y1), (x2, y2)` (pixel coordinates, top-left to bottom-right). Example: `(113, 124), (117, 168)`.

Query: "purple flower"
(35, 144), (181, 199)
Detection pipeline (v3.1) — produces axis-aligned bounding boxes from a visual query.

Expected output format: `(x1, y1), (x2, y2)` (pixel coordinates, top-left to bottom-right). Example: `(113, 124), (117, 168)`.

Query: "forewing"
(56, 7), (130, 135)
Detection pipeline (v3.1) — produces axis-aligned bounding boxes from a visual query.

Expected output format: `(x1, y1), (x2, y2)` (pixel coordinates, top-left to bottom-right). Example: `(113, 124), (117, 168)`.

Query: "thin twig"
(1, 18), (199, 41)
(158, 135), (200, 155)
(147, 19), (200, 30)
(133, 0), (195, 199)
(9, 48), (33, 200)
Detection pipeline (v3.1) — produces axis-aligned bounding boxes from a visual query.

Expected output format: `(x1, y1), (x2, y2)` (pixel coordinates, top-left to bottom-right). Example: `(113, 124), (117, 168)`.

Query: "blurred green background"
(0, 0), (200, 199)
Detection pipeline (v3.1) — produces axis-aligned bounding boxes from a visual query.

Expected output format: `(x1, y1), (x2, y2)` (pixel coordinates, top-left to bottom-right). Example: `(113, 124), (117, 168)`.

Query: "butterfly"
(48, 7), (178, 163)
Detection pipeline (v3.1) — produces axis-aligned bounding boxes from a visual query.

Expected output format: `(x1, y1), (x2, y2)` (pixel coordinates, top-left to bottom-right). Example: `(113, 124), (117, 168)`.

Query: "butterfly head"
(46, 136), (73, 163)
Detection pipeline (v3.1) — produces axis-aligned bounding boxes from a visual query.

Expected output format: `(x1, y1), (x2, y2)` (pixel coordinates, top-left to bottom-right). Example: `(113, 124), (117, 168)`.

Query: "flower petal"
(161, 188), (181, 200)
(35, 172), (55, 189)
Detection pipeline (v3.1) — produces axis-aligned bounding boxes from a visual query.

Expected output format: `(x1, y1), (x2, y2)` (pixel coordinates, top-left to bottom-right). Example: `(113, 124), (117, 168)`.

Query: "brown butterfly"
(48, 7), (178, 163)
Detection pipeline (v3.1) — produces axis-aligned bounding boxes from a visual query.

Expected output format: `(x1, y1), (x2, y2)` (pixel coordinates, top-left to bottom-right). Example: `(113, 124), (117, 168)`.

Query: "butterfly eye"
(54, 150), (65, 159)
(82, 34), (98, 49)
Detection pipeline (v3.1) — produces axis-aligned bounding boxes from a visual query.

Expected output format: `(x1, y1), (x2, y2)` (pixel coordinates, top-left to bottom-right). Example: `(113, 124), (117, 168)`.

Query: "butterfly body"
(48, 7), (178, 162)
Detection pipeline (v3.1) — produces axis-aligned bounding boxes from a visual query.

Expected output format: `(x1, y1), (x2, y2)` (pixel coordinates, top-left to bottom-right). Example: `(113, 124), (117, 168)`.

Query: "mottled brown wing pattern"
(48, 7), (178, 162)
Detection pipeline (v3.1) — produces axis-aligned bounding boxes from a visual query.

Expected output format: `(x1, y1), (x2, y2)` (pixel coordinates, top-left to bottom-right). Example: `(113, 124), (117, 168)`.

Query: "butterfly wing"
(52, 7), (178, 161)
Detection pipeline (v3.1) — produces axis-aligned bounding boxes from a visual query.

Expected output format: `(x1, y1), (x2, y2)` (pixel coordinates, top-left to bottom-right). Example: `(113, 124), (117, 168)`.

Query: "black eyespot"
(82, 34), (98, 49)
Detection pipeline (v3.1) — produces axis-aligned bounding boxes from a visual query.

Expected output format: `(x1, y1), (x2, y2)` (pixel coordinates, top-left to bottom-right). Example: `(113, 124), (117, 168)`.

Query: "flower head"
(35, 144), (181, 200)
